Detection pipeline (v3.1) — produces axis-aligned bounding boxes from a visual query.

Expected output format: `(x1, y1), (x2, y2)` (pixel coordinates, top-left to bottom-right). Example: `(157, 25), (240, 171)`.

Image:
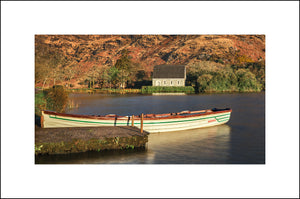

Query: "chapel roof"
(153, 65), (186, 78)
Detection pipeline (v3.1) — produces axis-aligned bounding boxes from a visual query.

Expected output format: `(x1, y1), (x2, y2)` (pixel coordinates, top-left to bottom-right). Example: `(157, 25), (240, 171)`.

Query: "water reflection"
(67, 98), (79, 111)
(147, 124), (231, 164)
(149, 124), (230, 147)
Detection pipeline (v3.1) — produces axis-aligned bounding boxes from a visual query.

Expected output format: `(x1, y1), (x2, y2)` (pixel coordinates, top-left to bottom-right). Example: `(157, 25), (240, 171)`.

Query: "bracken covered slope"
(35, 34), (265, 87)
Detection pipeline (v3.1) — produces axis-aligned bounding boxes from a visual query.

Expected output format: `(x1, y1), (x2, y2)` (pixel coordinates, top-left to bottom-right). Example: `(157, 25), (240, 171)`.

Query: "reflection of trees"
(67, 99), (79, 111)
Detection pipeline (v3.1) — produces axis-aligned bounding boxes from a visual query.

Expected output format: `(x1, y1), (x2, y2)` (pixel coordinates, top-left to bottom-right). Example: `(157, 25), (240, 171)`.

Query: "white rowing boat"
(41, 108), (232, 133)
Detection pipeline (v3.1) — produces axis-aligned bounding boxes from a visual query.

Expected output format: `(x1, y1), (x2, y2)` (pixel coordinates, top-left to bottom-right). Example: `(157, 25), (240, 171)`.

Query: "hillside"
(35, 34), (265, 88)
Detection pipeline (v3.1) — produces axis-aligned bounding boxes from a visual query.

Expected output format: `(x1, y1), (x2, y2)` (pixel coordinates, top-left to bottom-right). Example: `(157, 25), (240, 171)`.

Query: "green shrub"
(188, 61), (263, 93)
(196, 66), (239, 92)
(235, 69), (262, 92)
(43, 85), (69, 112)
(141, 86), (195, 94)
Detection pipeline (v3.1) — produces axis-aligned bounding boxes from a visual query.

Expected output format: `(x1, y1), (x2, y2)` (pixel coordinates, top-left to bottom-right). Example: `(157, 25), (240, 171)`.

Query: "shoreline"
(36, 87), (265, 94)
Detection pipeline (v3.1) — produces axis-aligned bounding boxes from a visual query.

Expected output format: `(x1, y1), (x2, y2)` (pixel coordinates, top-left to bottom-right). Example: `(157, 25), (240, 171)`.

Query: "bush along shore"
(141, 86), (195, 94)
(34, 86), (142, 117)
(35, 126), (149, 155)
(35, 85), (68, 116)
(186, 61), (264, 93)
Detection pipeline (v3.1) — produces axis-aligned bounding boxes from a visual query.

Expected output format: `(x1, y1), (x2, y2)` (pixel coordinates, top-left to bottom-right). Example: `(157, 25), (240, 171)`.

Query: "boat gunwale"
(43, 109), (232, 121)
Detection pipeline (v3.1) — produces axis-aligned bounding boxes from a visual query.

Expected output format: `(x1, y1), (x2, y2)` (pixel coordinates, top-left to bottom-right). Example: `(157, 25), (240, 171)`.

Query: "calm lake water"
(36, 92), (265, 164)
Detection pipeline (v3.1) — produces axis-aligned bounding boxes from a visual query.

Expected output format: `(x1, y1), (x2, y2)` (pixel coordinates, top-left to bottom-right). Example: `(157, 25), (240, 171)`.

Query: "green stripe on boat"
(216, 116), (230, 119)
(49, 115), (117, 124)
(216, 118), (230, 122)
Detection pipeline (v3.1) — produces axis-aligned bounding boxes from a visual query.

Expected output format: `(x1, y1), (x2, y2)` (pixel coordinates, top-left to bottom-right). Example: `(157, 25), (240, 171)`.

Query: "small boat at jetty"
(41, 108), (232, 133)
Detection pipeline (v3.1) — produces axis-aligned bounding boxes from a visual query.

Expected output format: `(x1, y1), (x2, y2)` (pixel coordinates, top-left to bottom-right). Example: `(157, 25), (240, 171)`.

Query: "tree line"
(35, 45), (265, 93)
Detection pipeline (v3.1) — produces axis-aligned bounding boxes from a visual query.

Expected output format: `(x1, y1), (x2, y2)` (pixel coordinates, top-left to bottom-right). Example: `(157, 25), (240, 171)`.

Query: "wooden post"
(140, 113), (144, 133)
(131, 115), (134, 127)
(41, 111), (44, 128)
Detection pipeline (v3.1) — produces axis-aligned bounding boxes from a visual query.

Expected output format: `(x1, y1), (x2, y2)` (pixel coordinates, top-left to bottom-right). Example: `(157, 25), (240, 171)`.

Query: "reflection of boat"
(41, 108), (232, 133)
(147, 125), (231, 164)
(148, 124), (231, 148)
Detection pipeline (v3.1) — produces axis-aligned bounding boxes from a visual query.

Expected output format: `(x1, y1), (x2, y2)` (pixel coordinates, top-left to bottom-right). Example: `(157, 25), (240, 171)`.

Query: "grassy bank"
(141, 86), (195, 94)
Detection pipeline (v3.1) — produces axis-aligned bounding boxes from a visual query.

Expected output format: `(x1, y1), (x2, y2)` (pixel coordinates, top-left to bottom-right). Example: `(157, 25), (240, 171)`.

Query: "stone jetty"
(35, 126), (149, 155)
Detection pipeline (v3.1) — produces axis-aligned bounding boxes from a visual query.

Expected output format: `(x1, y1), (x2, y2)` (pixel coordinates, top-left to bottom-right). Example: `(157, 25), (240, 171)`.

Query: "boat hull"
(42, 110), (231, 133)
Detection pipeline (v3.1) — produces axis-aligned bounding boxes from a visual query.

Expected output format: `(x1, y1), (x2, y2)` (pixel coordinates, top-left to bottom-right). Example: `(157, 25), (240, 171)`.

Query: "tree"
(136, 70), (146, 81)
(35, 58), (51, 90)
(90, 66), (98, 88)
(82, 65), (100, 88)
(197, 74), (213, 92)
(96, 66), (110, 88)
(235, 69), (262, 92)
(35, 45), (53, 89)
(114, 49), (132, 88)
(35, 44), (67, 89)
(108, 66), (120, 88)
(63, 62), (78, 88)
